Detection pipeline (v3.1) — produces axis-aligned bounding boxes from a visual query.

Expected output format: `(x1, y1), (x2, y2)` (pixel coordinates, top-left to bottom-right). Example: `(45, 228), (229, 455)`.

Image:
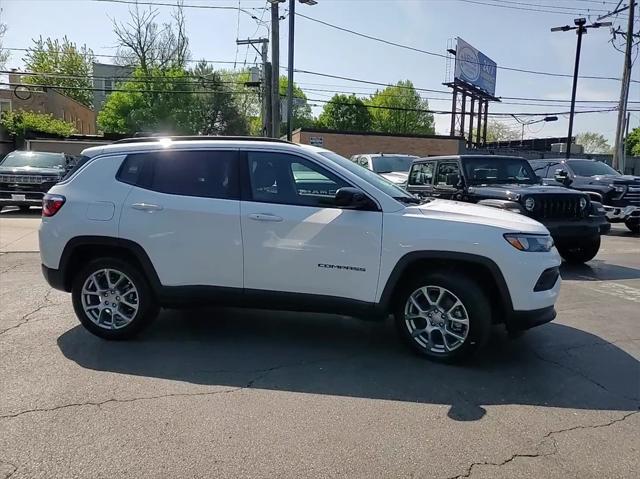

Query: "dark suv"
(406, 155), (610, 263)
(529, 158), (640, 234)
(0, 150), (74, 212)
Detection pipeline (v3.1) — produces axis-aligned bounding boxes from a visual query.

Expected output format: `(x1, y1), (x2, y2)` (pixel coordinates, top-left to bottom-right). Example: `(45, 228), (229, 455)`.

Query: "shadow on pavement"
(560, 261), (640, 281)
(57, 308), (640, 422)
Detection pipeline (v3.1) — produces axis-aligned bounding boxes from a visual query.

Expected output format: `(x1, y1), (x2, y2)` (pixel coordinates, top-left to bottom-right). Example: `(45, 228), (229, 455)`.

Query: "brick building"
(1, 73), (96, 135)
(92, 62), (134, 115)
(291, 128), (463, 158)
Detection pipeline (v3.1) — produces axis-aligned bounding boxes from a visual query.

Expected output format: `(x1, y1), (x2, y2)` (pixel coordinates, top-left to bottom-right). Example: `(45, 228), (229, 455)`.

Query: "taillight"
(42, 194), (66, 217)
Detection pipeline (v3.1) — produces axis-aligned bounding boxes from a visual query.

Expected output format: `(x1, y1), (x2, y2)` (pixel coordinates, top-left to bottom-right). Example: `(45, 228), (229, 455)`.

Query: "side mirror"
(335, 187), (372, 209)
(554, 169), (571, 185)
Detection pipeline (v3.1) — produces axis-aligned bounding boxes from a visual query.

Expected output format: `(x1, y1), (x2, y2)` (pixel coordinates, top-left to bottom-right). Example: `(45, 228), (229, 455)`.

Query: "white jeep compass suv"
(39, 137), (561, 362)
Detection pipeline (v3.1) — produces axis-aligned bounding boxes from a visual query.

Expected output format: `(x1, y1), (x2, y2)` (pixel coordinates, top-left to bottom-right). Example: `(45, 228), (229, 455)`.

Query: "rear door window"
(120, 150), (239, 199)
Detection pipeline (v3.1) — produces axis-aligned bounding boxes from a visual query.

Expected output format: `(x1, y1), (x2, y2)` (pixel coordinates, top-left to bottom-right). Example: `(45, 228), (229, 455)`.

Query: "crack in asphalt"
(446, 411), (639, 479)
(0, 289), (56, 337)
(0, 262), (25, 275)
(0, 355), (355, 420)
(529, 347), (639, 402)
(0, 459), (18, 479)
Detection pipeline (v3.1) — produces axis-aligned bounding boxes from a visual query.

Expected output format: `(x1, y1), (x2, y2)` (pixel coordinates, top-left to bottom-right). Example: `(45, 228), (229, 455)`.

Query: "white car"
(39, 137), (561, 362)
(350, 153), (418, 186)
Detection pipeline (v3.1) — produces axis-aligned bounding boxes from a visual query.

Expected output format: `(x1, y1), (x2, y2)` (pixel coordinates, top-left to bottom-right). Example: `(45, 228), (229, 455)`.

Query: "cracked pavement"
(0, 224), (639, 478)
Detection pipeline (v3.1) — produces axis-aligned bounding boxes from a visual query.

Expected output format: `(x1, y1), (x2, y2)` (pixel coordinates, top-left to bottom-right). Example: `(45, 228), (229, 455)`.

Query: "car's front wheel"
(71, 258), (159, 339)
(625, 219), (639, 234)
(557, 236), (601, 264)
(394, 272), (492, 362)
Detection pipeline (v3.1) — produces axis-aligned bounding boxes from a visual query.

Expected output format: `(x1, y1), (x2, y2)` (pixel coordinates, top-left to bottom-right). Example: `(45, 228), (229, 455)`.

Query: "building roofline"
(292, 127), (463, 141)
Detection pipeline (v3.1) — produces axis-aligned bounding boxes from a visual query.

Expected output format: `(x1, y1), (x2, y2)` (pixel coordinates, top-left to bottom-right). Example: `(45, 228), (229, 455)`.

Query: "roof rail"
(112, 136), (296, 145)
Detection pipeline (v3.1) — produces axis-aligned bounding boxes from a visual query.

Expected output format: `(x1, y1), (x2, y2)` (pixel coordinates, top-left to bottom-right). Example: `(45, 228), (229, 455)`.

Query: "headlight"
(610, 184), (626, 193)
(504, 233), (554, 252)
(579, 197), (587, 210)
(524, 197), (535, 211)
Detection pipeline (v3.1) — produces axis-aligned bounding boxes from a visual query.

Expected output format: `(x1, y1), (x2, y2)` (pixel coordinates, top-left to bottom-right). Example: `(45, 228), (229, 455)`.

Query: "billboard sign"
(454, 38), (497, 96)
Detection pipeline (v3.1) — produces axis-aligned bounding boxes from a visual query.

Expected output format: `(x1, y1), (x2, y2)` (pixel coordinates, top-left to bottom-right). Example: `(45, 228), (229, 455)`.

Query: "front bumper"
(604, 205), (640, 222)
(0, 190), (45, 206)
(507, 305), (556, 332)
(543, 215), (609, 240)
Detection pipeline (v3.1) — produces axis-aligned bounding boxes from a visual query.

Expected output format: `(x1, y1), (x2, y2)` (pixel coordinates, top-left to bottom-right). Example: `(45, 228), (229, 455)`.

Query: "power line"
(4, 47), (259, 66)
(455, 0), (612, 16)
(296, 13), (637, 83)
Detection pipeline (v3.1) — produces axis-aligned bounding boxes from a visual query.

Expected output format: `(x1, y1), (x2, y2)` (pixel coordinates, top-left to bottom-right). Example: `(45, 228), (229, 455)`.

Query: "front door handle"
(131, 202), (164, 212)
(248, 213), (283, 222)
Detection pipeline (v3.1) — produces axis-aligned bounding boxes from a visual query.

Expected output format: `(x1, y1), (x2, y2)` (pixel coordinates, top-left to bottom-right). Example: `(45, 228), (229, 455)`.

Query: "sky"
(1, 0), (638, 143)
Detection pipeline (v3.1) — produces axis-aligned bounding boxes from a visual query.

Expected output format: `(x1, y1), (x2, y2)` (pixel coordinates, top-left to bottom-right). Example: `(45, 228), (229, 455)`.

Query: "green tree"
(576, 132), (612, 154)
(0, 23), (9, 69)
(317, 94), (372, 131)
(23, 36), (94, 108)
(485, 120), (520, 143)
(187, 61), (248, 135)
(279, 76), (314, 135)
(0, 110), (76, 137)
(97, 67), (194, 134)
(366, 80), (434, 135)
(625, 127), (640, 156)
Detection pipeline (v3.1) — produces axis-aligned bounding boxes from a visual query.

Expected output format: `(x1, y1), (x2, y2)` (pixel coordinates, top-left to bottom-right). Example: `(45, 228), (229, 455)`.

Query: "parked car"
(405, 155), (610, 264)
(0, 150), (75, 212)
(350, 153), (418, 186)
(529, 158), (640, 234)
(40, 137), (560, 362)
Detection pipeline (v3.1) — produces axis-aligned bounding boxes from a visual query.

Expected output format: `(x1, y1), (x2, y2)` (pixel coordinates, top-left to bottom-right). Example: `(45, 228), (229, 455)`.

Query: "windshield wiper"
(394, 196), (421, 204)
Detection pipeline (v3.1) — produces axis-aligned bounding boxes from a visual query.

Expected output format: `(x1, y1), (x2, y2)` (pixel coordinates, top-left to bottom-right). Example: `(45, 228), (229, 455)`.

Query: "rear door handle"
(131, 202), (163, 212)
(248, 213), (283, 222)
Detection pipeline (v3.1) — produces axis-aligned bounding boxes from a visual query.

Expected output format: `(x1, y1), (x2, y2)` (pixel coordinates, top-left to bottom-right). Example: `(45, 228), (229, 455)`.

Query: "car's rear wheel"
(625, 219), (639, 234)
(557, 236), (601, 264)
(394, 272), (492, 362)
(71, 258), (159, 339)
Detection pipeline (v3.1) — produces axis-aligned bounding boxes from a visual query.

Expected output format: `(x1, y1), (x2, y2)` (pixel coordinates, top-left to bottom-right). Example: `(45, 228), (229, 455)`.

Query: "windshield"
(317, 150), (416, 200)
(569, 160), (620, 177)
(0, 151), (66, 169)
(462, 157), (538, 185)
(371, 155), (417, 173)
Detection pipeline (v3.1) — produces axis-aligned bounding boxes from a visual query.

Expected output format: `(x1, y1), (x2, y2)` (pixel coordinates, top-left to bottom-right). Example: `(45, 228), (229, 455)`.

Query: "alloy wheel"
(80, 268), (140, 330)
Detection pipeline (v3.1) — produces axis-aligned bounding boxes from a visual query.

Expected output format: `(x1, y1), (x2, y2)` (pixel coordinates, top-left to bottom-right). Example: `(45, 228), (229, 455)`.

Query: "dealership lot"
(0, 212), (638, 478)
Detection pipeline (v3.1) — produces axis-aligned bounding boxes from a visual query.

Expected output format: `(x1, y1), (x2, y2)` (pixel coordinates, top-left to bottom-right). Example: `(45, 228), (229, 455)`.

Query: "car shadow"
(0, 206), (42, 218)
(560, 261), (640, 281)
(57, 308), (640, 422)
(607, 226), (639, 237)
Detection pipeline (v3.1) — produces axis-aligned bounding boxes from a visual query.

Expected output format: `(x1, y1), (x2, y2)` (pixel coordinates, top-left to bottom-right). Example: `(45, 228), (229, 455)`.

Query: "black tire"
(557, 236), (601, 264)
(393, 272), (492, 363)
(71, 257), (159, 340)
(625, 219), (640, 234)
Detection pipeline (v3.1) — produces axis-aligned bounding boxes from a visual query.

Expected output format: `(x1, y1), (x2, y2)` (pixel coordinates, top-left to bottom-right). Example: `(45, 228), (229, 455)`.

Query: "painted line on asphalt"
(575, 280), (640, 304)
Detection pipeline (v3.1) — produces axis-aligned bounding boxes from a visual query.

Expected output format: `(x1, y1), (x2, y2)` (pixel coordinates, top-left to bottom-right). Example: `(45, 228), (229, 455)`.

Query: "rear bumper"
(41, 264), (67, 292)
(507, 305), (556, 332)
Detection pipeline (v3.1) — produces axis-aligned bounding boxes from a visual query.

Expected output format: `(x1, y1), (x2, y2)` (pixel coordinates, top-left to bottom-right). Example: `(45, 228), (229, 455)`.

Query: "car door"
(433, 161), (462, 199)
(406, 160), (435, 198)
(118, 149), (243, 288)
(240, 150), (383, 303)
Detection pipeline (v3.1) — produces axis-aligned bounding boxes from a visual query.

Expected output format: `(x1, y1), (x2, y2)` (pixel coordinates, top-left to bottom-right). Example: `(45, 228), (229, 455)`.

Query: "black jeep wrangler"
(406, 155), (611, 263)
(529, 158), (640, 234)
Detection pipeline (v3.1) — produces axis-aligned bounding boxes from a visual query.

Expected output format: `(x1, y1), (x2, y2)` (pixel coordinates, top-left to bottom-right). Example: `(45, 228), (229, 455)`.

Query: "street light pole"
(513, 116), (558, 144)
(565, 20), (585, 159)
(551, 18), (611, 159)
(285, 0), (317, 141)
(286, 0), (295, 140)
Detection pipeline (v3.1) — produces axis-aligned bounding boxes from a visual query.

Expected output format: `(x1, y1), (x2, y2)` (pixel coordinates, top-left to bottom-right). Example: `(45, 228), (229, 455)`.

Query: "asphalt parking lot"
(0, 208), (638, 478)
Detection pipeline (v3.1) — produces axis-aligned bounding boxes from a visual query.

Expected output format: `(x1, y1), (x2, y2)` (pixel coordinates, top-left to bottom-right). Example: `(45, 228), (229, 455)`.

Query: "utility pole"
(270, 0), (283, 138)
(286, 0), (296, 141)
(611, 0), (635, 172)
(551, 18), (611, 159)
(236, 38), (271, 137)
